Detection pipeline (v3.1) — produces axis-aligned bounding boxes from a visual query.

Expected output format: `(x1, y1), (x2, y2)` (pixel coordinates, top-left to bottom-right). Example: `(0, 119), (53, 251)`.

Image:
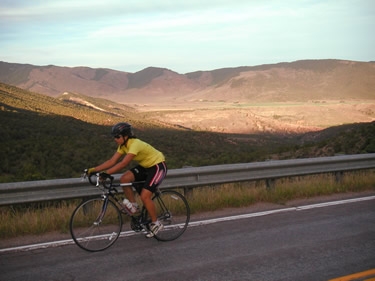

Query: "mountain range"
(1, 59), (374, 106)
(1, 59), (375, 135)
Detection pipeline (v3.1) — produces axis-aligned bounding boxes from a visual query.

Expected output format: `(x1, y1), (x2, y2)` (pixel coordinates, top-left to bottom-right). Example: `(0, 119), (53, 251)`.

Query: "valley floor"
(138, 100), (375, 134)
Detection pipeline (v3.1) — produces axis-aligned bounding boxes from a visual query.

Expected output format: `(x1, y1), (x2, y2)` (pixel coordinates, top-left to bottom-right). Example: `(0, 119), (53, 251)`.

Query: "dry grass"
(0, 170), (374, 239)
(0, 201), (78, 238)
(188, 170), (375, 212)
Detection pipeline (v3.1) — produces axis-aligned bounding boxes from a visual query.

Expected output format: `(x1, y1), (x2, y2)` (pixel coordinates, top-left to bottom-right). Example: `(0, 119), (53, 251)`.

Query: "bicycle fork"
(93, 195), (110, 226)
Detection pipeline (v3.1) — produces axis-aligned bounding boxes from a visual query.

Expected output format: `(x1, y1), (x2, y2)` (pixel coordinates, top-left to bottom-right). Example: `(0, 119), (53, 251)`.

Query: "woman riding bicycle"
(87, 122), (167, 238)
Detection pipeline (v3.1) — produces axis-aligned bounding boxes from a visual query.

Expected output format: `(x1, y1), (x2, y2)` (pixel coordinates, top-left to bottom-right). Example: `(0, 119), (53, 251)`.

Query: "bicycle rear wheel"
(70, 197), (122, 252)
(151, 190), (190, 241)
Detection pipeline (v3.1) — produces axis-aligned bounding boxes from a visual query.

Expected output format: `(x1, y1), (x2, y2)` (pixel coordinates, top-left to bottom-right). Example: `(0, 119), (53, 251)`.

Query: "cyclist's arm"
(106, 153), (135, 175)
(93, 151), (122, 172)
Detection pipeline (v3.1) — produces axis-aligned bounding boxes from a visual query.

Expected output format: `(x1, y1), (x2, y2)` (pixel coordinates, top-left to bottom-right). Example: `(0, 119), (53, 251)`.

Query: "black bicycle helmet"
(111, 122), (132, 137)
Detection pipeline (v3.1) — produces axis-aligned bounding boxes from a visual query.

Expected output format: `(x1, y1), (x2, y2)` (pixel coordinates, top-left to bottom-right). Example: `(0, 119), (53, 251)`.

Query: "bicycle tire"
(150, 190), (190, 241)
(70, 197), (122, 252)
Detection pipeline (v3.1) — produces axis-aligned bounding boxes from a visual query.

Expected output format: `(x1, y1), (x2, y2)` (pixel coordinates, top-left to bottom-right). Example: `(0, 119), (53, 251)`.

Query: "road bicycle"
(70, 170), (190, 252)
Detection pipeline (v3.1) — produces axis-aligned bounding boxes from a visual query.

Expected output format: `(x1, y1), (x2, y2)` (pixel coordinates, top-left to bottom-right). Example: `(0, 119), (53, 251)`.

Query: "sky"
(1, 0), (374, 74)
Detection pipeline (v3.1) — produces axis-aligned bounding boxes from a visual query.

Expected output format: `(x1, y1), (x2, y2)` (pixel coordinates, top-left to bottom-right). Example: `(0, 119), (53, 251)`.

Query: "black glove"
(99, 172), (114, 189)
(99, 172), (111, 180)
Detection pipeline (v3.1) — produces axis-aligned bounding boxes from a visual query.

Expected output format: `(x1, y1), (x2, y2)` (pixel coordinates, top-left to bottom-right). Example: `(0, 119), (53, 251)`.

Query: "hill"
(1, 82), (374, 183)
(1, 60), (374, 106)
(0, 83), (289, 182)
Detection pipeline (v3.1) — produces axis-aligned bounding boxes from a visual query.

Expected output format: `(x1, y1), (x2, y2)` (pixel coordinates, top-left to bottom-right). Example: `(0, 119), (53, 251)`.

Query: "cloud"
(0, 0), (374, 73)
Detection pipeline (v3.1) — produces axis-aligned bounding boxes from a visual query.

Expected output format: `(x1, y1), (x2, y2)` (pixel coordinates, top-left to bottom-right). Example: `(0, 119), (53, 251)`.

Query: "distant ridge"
(0, 59), (374, 104)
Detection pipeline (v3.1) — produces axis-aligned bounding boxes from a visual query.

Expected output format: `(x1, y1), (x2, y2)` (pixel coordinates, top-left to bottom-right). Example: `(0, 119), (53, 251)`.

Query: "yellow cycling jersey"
(117, 138), (165, 168)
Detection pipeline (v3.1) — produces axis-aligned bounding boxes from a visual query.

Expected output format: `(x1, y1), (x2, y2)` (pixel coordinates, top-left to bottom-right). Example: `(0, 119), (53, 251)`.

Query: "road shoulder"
(1, 191), (374, 250)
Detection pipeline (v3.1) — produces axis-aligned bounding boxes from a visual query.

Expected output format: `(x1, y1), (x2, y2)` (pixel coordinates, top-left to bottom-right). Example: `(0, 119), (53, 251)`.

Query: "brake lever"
(81, 169), (88, 182)
(96, 173), (100, 187)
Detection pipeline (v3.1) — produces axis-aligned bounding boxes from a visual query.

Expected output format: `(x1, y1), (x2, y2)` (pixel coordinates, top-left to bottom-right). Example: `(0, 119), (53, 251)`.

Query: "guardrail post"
(335, 171), (344, 183)
(184, 187), (193, 200)
(266, 179), (275, 190)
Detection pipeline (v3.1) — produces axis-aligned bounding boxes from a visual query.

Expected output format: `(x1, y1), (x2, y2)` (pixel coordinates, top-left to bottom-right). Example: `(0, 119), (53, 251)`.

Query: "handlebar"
(82, 169), (143, 190)
(82, 169), (114, 189)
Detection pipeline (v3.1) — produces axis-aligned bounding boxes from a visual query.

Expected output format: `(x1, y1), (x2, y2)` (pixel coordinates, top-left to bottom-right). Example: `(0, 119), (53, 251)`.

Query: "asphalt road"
(1, 197), (374, 281)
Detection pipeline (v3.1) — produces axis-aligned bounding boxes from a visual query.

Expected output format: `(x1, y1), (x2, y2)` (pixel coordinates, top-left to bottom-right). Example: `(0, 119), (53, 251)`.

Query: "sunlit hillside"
(1, 60), (374, 135)
(1, 82), (374, 183)
(0, 83), (289, 182)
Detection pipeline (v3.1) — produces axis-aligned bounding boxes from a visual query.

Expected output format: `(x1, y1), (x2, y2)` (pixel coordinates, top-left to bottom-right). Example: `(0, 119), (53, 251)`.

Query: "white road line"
(1, 195), (374, 253)
(188, 208), (296, 227)
(295, 195), (375, 210)
(188, 195), (375, 227)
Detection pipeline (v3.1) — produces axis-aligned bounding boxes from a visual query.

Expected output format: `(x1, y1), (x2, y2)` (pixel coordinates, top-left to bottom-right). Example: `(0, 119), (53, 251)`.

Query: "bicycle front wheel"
(70, 197), (122, 252)
(152, 190), (190, 241)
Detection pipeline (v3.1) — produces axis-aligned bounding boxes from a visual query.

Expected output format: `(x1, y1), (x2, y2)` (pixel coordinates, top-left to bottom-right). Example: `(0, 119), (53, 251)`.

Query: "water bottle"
(122, 199), (137, 214)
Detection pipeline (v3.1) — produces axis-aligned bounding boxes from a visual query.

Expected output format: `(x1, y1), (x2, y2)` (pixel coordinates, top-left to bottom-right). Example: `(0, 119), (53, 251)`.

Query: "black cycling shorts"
(130, 161), (167, 194)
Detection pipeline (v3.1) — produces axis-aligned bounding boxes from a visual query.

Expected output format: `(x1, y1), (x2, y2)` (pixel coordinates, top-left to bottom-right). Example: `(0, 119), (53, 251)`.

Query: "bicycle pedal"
(130, 217), (143, 232)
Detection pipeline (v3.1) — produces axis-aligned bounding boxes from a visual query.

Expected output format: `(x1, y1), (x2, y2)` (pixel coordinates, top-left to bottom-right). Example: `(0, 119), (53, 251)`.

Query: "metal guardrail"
(0, 154), (374, 206)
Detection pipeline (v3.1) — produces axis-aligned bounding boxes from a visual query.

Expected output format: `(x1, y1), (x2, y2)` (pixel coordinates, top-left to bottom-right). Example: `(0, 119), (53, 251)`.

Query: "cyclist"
(87, 122), (167, 238)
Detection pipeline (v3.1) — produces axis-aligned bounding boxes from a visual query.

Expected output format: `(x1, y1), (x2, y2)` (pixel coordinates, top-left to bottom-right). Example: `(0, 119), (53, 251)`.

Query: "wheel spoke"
(152, 190), (190, 241)
(70, 198), (122, 252)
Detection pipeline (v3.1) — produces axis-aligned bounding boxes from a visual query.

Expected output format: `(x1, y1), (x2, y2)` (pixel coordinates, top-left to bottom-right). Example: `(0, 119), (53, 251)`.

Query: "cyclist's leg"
(140, 188), (157, 222)
(142, 162), (167, 223)
(120, 170), (136, 202)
